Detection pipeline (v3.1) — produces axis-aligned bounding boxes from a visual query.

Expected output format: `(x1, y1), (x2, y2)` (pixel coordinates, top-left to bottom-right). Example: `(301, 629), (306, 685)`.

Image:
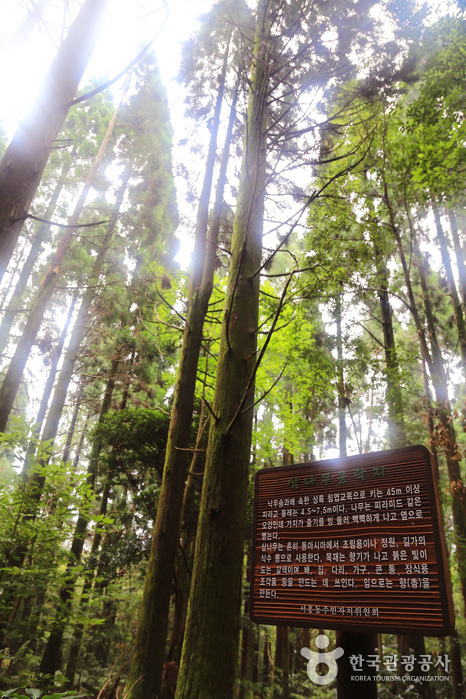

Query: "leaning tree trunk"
(173, 4), (270, 696)
(126, 48), (232, 699)
(0, 145), (77, 357)
(0, 0), (52, 58)
(31, 166), (129, 454)
(0, 103), (120, 435)
(0, 0), (109, 281)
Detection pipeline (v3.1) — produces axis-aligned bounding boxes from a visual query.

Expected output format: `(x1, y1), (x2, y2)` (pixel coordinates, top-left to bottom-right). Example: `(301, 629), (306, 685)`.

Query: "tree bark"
(173, 3), (269, 695)
(61, 380), (86, 467)
(370, 222), (435, 692)
(274, 626), (289, 699)
(0, 0), (109, 281)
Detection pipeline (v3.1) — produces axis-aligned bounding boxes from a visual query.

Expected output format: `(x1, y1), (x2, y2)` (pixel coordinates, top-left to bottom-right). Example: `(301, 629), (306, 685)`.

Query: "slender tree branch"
(242, 363), (287, 414)
(174, 447), (207, 453)
(154, 287), (187, 326)
(227, 269), (295, 434)
(65, 2), (170, 108)
(203, 397), (219, 423)
(14, 213), (110, 229)
(356, 321), (385, 349)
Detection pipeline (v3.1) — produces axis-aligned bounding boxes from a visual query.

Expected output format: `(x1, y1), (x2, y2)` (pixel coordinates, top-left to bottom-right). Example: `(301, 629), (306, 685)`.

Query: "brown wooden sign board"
(250, 446), (454, 636)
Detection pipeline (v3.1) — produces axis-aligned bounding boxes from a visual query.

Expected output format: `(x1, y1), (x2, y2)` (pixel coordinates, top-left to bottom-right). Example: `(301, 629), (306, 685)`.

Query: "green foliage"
(116, 52), (178, 264)
(92, 408), (169, 528)
(395, 17), (466, 202)
(93, 407), (169, 471)
(253, 279), (337, 464)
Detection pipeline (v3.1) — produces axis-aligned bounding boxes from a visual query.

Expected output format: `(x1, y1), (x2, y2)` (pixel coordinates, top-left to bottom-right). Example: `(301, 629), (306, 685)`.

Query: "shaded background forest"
(0, 0), (466, 697)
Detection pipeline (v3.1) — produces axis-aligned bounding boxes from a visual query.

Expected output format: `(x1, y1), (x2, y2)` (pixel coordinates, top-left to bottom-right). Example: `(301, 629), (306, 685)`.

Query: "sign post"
(250, 446), (454, 691)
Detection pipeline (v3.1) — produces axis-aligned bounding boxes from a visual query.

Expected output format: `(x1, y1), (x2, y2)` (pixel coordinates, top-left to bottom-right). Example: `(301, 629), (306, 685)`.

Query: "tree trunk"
(0, 102), (120, 434)
(62, 380), (86, 466)
(335, 292), (347, 457)
(22, 290), (79, 477)
(449, 629), (465, 699)
(0, 0), (109, 280)
(447, 209), (466, 317)
(336, 632), (377, 698)
(126, 48), (231, 699)
(299, 629), (312, 698)
(166, 551), (190, 665)
(39, 361), (118, 676)
(64, 472), (112, 686)
(432, 205), (466, 377)
(174, 4), (269, 696)
(335, 288), (377, 698)
(262, 629), (271, 688)
(371, 230), (435, 693)
(0, 241), (27, 311)
(371, 236), (407, 448)
(273, 626), (289, 699)
(239, 616), (256, 699)
(1, 0), (52, 57)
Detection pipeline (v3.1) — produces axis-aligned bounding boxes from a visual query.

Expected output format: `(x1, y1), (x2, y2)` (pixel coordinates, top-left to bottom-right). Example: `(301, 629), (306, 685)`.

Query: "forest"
(0, 0), (465, 697)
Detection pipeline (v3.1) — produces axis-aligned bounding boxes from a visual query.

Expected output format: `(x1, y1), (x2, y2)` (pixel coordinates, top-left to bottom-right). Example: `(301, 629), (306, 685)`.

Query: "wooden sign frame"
(249, 446), (454, 635)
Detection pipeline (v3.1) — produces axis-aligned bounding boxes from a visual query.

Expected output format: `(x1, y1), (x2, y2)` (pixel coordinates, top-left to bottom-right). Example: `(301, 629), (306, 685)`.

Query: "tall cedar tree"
(173, 2), (270, 694)
(174, 0), (429, 694)
(126, 4), (249, 695)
